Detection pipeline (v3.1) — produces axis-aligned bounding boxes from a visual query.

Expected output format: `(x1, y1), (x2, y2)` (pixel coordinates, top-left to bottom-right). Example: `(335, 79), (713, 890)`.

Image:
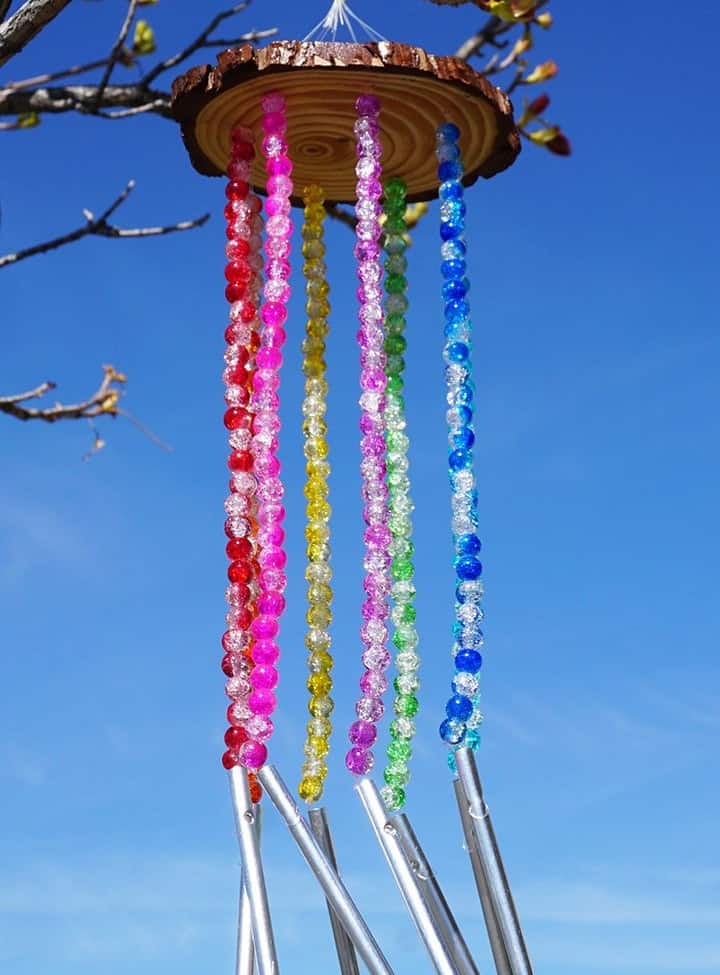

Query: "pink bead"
(250, 665), (279, 690)
(257, 591), (285, 615)
(259, 568), (287, 593)
(349, 720), (377, 747)
(260, 546), (287, 570)
(250, 615), (279, 641)
(256, 347), (282, 370)
(263, 326), (287, 348)
(267, 175), (293, 197)
(240, 740), (268, 770)
(345, 746), (374, 775)
(266, 156), (293, 177)
(262, 111), (287, 134)
(261, 302), (288, 327)
(356, 93), (380, 116)
(261, 92), (285, 113)
(248, 688), (276, 716)
(252, 640), (280, 665)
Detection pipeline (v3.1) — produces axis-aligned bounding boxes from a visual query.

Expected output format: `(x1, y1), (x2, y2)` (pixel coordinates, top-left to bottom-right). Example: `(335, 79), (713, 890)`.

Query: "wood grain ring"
(171, 41), (521, 205)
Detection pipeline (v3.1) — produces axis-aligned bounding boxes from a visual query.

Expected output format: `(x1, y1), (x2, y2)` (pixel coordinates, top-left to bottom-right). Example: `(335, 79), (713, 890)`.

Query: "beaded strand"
(221, 126), (264, 802)
(298, 185), (334, 804)
(435, 123), (484, 760)
(238, 93), (294, 771)
(379, 177), (421, 812)
(345, 93), (391, 777)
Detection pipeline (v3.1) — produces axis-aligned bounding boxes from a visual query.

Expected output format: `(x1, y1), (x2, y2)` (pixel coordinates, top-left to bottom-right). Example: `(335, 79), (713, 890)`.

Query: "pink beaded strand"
(240, 92), (294, 771)
(222, 125), (264, 780)
(345, 93), (391, 776)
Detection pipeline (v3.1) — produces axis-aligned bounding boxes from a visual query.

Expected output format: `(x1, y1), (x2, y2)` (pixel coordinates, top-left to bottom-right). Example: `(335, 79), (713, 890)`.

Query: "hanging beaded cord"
(298, 186), (334, 805)
(435, 123), (485, 762)
(379, 178), (421, 813)
(221, 125), (264, 802)
(345, 93), (392, 777)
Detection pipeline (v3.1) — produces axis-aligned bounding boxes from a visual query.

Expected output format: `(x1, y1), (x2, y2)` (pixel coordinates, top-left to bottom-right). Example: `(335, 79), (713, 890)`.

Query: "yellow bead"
(303, 260), (325, 280)
(307, 279), (330, 299)
(302, 240), (325, 259)
(306, 319), (329, 339)
(307, 603), (332, 628)
(305, 203), (326, 224)
(307, 499), (330, 523)
(305, 523), (330, 548)
(304, 438), (328, 460)
(305, 378), (328, 397)
(304, 479), (328, 500)
(307, 671), (332, 696)
(303, 184), (324, 205)
(298, 776), (323, 803)
(305, 629), (330, 652)
(308, 650), (333, 672)
(307, 540), (330, 562)
(303, 357), (326, 379)
(307, 582), (332, 604)
(307, 735), (330, 759)
(307, 716), (332, 738)
(307, 298), (330, 318)
(309, 694), (334, 717)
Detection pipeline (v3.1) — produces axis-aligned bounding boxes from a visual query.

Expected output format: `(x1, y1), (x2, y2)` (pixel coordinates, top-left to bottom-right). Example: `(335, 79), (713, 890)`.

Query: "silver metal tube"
(455, 749), (533, 975)
(394, 813), (481, 975)
(308, 807), (361, 975)
(355, 777), (457, 975)
(453, 777), (512, 975)
(228, 768), (279, 975)
(236, 805), (262, 975)
(258, 765), (395, 975)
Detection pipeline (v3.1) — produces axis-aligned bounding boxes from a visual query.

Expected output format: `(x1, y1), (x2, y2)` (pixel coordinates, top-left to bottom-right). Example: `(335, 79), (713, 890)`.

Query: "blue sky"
(2, 1), (719, 973)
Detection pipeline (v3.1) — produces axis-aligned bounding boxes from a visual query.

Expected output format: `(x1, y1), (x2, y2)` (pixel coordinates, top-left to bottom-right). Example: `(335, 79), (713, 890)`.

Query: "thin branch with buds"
(0, 180), (209, 269)
(0, 366), (125, 423)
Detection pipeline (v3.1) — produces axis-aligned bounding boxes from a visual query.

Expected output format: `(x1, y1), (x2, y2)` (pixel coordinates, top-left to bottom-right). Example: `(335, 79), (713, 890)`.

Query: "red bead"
(226, 353), (250, 379)
(225, 282), (248, 304)
(225, 262), (252, 285)
(249, 330), (261, 353)
(224, 408), (246, 430)
(232, 140), (255, 161)
(222, 619), (248, 650)
(221, 749), (238, 769)
(228, 449), (253, 472)
(225, 726), (248, 749)
(240, 302), (257, 325)
(228, 560), (253, 584)
(249, 778), (263, 804)
(227, 238), (251, 261)
(226, 179), (250, 201)
(221, 653), (234, 677)
(227, 703), (243, 727)
(235, 606), (254, 630)
(227, 537), (252, 560)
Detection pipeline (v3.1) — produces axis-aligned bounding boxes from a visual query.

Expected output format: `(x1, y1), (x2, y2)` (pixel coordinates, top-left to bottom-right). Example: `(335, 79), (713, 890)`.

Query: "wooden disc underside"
(171, 41), (520, 205)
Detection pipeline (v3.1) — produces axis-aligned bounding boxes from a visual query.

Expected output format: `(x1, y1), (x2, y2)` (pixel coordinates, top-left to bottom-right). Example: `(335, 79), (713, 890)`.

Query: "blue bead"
(453, 428), (475, 450)
(456, 384), (473, 405)
(440, 221), (461, 241)
(442, 279), (468, 302)
(457, 533), (482, 556)
(452, 621), (463, 640)
(448, 447), (471, 471)
(456, 556), (482, 580)
(448, 341), (470, 362)
(441, 259), (466, 280)
(439, 180), (464, 201)
(441, 238), (466, 261)
(447, 750), (457, 773)
(456, 405), (472, 425)
(444, 299), (470, 322)
(455, 648), (483, 673)
(466, 729), (481, 750)
(446, 694), (473, 721)
(439, 717), (466, 746)
(438, 160), (462, 182)
(437, 122), (461, 143)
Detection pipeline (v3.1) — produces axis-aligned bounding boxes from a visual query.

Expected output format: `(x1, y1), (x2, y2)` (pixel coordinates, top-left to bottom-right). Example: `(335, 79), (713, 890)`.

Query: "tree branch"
(0, 180), (208, 269)
(0, 365), (124, 422)
(0, 80), (172, 118)
(93, 0), (138, 110)
(0, 0), (71, 68)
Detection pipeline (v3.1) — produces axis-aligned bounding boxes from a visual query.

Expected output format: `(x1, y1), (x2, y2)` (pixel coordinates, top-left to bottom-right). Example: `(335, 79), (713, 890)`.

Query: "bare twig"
(0, 0), (71, 68)
(454, 0), (549, 62)
(4, 57), (109, 91)
(0, 82), (172, 118)
(0, 180), (208, 269)
(0, 365), (124, 422)
(93, 0), (138, 109)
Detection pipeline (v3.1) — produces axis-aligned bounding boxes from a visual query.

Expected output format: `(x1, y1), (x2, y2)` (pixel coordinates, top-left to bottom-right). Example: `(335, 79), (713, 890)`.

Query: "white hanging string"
(304, 0), (387, 43)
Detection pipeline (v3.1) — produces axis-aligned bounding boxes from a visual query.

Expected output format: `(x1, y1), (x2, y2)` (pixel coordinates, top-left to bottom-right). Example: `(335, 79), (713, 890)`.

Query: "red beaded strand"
(220, 124), (264, 802)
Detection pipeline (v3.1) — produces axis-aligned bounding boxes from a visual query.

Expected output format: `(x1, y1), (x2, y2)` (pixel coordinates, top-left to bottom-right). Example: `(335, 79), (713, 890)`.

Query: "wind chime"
(172, 4), (534, 973)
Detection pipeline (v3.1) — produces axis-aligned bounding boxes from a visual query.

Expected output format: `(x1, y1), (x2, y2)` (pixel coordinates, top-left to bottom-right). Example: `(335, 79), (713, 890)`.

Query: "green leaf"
(17, 112), (40, 128)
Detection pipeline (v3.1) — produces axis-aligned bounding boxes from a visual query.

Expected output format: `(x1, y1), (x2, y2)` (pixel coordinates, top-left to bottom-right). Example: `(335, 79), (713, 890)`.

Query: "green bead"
(386, 375), (404, 396)
(384, 762), (410, 787)
(384, 333), (407, 355)
(385, 312), (406, 332)
(384, 176), (407, 197)
(391, 558), (413, 581)
(384, 215), (406, 234)
(395, 694), (419, 718)
(385, 274), (407, 295)
(394, 673), (420, 695)
(380, 784), (406, 811)
(387, 739), (412, 762)
(400, 603), (416, 623)
(385, 356), (405, 378)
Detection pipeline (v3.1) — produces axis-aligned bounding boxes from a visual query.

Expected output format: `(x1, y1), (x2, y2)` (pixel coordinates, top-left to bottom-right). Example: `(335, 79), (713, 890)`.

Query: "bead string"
(435, 123), (485, 761)
(298, 185), (334, 804)
(237, 93), (294, 771)
(221, 126), (264, 803)
(345, 93), (391, 777)
(379, 178), (421, 812)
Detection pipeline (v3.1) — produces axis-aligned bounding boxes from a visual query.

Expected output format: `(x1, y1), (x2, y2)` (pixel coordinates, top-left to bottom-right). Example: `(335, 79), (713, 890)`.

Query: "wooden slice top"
(171, 41), (520, 205)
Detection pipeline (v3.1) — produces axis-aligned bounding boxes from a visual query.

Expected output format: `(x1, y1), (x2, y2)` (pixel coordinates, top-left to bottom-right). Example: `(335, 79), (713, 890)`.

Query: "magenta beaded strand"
(240, 93), (294, 771)
(345, 93), (391, 777)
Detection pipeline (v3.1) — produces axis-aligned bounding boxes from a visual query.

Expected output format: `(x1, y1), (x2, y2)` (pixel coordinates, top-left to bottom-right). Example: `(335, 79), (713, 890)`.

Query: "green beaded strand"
(380, 177), (421, 812)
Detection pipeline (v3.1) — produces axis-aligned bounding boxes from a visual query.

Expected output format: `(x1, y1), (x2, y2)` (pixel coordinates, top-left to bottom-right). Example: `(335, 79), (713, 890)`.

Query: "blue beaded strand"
(436, 122), (484, 769)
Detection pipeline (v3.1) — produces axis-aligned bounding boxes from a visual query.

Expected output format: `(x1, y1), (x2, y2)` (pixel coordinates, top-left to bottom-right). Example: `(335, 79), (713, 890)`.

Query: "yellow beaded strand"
(298, 185), (334, 804)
